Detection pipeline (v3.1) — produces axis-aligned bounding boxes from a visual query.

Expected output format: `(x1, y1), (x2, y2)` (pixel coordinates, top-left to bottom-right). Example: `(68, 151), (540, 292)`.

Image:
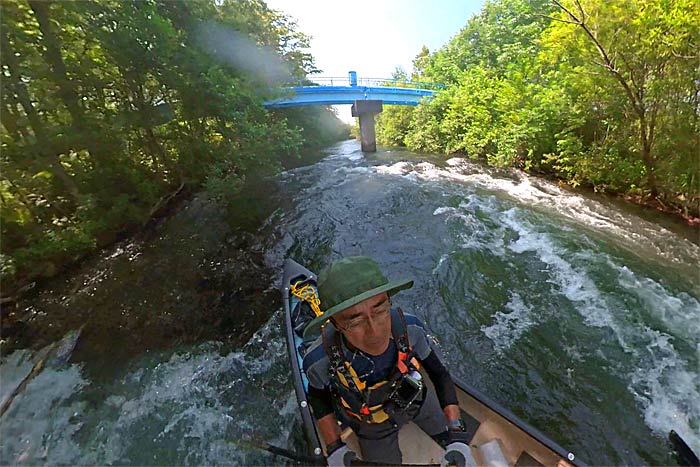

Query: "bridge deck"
(264, 85), (435, 108)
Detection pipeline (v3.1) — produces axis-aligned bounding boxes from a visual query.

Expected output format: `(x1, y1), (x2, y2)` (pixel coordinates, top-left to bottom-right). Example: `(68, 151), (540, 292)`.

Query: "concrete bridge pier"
(352, 100), (383, 152)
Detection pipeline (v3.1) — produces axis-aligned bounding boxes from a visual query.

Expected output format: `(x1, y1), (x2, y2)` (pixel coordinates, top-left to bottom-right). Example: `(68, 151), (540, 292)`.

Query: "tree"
(0, 0), (343, 292)
(0, 9), (82, 201)
(547, 0), (700, 197)
(376, 0), (699, 216)
(27, 1), (86, 131)
(412, 45), (430, 80)
(391, 66), (409, 82)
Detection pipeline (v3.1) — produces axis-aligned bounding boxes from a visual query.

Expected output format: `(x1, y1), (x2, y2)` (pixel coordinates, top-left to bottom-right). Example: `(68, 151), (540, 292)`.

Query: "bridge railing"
(295, 76), (445, 90)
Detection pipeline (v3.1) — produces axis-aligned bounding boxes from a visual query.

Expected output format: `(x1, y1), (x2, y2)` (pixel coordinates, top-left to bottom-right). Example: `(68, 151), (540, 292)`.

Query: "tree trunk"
(136, 85), (173, 178)
(0, 27), (81, 202)
(1, 100), (23, 141)
(27, 0), (86, 131)
(1, 29), (45, 139)
(124, 69), (176, 182)
(639, 113), (659, 197)
(143, 126), (174, 179)
(551, 1), (661, 197)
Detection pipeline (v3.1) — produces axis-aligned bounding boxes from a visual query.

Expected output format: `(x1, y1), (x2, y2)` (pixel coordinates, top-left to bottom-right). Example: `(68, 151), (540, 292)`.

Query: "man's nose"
(366, 315), (380, 335)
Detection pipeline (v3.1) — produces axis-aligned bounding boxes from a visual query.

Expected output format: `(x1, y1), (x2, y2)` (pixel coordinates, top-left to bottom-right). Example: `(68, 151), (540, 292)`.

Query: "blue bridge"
(264, 72), (441, 151)
(263, 76), (439, 108)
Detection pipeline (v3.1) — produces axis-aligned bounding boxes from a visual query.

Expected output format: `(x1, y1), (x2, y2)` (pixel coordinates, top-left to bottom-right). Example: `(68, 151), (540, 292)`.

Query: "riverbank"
(620, 193), (700, 228)
(523, 164), (700, 236)
(0, 138), (350, 360)
(527, 161), (700, 230)
(376, 139), (700, 239)
(0, 116), (351, 304)
(373, 0), (698, 231)
(0, 192), (278, 365)
(0, 0), (357, 309)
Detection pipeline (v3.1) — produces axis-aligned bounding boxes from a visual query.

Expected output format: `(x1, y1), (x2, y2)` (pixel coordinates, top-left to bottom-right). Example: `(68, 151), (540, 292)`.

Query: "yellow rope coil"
(290, 281), (323, 317)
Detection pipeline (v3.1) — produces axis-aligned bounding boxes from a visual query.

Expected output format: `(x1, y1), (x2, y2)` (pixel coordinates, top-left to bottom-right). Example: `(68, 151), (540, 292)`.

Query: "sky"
(263, 0), (486, 123)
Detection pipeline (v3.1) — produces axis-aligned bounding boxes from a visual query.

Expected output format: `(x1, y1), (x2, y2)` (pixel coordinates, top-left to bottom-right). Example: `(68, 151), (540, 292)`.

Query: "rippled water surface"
(2, 140), (698, 465)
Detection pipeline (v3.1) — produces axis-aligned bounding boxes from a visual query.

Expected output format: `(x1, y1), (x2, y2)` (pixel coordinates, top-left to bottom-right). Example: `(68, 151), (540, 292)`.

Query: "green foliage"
(404, 92), (451, 154)
(275, 106), (350, 155)
(375, 0), (699, 213)
(376, 105), (414, 147)
(0, 0), (345, 291)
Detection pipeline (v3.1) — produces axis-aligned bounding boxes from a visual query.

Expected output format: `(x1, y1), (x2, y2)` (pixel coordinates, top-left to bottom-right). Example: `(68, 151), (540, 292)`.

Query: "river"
(1, 139), (698, 465)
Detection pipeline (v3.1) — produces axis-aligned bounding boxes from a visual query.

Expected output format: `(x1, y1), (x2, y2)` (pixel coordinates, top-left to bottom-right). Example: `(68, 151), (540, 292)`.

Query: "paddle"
(241, 436), (440, 466)
(246, 438), (325, 465)
(669, 430), (700, 467)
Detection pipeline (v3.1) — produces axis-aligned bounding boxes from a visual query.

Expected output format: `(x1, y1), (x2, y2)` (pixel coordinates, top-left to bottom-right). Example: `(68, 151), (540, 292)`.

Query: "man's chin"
(364, 339), (390, 356)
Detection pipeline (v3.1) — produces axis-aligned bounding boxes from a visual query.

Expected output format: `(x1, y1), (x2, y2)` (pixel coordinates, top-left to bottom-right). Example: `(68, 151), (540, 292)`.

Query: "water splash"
(629, 332), (700, 455)
(373, 157), (699, 276)
(408, 154), (700, 459)
(498, 207), (700, 456)
(481, 292), (536, 353)
(0, 311), (296, 466)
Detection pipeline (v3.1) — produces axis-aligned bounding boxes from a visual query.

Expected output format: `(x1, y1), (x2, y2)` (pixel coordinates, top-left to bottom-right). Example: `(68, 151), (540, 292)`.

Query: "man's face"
(333, 292), (392, 356)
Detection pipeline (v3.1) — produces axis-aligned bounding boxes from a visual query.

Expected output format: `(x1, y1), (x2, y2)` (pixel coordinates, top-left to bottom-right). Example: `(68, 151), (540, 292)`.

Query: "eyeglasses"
(335, 301), (391, 332)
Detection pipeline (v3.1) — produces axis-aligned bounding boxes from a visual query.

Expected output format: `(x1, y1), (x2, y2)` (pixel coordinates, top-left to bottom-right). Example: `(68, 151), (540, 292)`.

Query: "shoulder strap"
(392, 307), (421, 374)
(322, 325), (367, 392)
(391, 307), (412, 353)
(322, 325), (344, 378)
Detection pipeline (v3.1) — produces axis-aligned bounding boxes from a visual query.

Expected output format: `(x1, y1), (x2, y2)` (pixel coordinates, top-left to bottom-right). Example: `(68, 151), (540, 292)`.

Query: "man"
(302, 256), (472, 466)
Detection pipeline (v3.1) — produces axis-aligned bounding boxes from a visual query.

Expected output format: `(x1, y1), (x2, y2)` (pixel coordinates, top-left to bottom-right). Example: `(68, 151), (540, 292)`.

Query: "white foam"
(481, 293), (536, 353)
(613, 263), (700, 341)
(0, 312), (292, 466)
(432, 254), (449, 275)
(456, 234), (483, 251)
(375, 161), (411, 175)
(333, 166), (372, 175)
(372, 159), (699, 272)
(0, 364), (88, 465)
(433, 205), (491, 251)
(432, 206), (473, 225)
(459, 195), (498, 214)
(445, 157), (465, 167)
(629, 330), (700, 455)
(499, 209), (700, 452)
(433, 206), (456, 216)
(501, 209), (618, 332)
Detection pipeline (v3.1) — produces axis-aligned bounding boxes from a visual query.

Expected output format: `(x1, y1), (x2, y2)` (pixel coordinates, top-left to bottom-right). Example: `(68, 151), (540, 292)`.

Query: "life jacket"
(322, 308), (424, 424)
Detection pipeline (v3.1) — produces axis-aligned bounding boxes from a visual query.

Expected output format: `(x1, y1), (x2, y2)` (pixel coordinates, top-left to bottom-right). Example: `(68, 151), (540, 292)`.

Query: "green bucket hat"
(302, 256), (413, 338)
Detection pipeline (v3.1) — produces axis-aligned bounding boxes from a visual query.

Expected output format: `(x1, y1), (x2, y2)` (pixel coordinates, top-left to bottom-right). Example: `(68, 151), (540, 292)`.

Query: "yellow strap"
(368, 380), (388, 390)
(368, 407), (390, 424)
(340, 400), (391, 424)
(290, 281), (323, 317)
(337, 372), (350, 388)
(344, 362), (366, 391)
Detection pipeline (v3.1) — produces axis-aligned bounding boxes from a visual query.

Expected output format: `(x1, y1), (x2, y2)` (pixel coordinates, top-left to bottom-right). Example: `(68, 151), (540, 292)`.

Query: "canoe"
(282, 258), (584, 466)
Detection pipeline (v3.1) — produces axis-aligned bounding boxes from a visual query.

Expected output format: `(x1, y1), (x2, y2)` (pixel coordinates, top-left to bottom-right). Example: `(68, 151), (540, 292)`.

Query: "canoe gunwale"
(452, 377), (585, 466)
(282, 259), (324, 461)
